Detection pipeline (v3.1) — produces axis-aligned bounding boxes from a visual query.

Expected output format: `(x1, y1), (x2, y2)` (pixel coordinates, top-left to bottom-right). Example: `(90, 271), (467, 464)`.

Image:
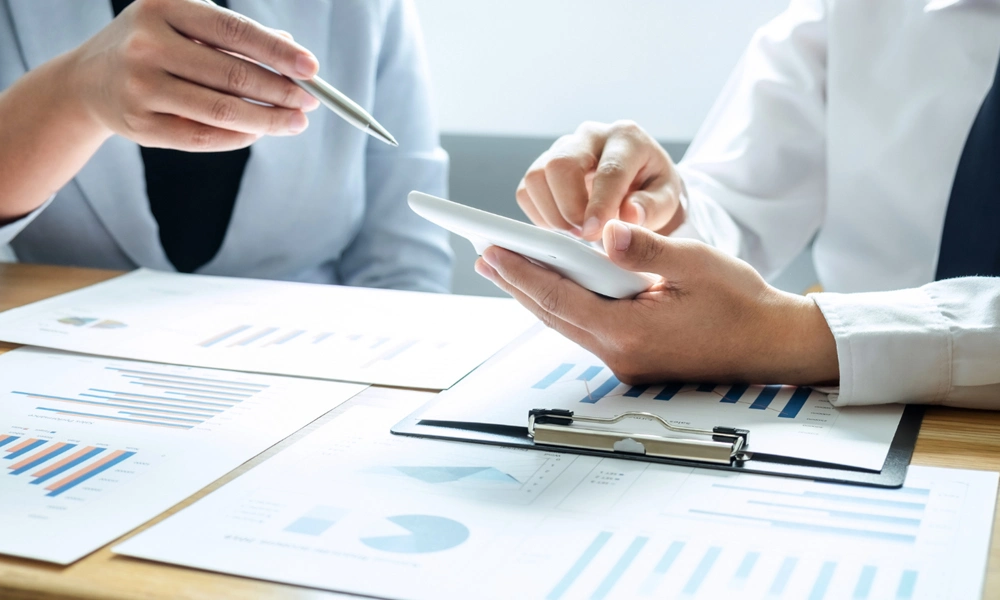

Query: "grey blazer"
(0, 0), (452, 292)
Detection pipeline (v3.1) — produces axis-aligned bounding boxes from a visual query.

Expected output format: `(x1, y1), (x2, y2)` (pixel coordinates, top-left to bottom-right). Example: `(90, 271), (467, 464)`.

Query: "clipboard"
(392, 397), (924, 489)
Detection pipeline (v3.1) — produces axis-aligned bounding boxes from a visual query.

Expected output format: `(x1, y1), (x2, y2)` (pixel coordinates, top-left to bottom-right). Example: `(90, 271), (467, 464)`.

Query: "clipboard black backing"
(392, 401), (924, 489)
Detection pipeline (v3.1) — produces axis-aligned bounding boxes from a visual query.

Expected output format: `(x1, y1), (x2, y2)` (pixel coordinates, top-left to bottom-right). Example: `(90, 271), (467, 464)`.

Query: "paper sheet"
(420, 327), (905, 470)
(0, 269), (537, 389)
(0, 347), (366, 564)
(115, 403), (997, 600)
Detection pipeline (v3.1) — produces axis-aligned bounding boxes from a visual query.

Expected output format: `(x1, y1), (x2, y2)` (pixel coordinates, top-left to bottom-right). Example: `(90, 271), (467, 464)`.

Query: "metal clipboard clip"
(527, 409), (750, 465)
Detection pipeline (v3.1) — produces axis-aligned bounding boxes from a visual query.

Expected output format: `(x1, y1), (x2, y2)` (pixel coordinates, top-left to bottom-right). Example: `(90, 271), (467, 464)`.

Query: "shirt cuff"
(810, 288), (951, 407)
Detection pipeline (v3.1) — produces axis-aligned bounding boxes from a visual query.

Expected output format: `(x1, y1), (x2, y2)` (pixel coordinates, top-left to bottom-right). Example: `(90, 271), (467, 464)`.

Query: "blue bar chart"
(12, 366), (268, 430)
(530, 362), (817, 419)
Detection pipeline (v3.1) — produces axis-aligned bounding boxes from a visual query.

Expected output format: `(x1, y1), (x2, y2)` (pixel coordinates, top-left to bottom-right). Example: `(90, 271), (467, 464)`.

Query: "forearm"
(0, 51), (109, 224)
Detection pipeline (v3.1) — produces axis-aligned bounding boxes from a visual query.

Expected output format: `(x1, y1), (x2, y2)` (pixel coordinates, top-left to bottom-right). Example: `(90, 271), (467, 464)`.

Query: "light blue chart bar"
(688, 509), (917, 544)
(580, 376), (621, 404)
(896, 570), (918, 599)
(731, 551), (760, 589)
(682, 546), (721, 596)
(577, 366), (604, 381)
(547, 531), (612, 600)
(809, 561), (837, 600)
(853, 565), (877, 599)
(769, 557), (798, 596)
(534, 364), (575, 390)
(591, 536), (648, 600)
(640, 541), (685, 595)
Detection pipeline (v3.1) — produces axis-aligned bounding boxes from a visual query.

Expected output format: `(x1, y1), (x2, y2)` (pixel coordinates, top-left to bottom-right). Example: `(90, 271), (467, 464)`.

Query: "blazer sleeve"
(0, 196), (53, 247)
(336, 0), (453, 293)
(812, 277), (1000, 409)
(672, 0), (828, 281)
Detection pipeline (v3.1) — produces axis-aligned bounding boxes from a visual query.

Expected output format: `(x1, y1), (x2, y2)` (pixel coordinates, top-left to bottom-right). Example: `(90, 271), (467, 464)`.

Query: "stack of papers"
(116, 403), (998, 600)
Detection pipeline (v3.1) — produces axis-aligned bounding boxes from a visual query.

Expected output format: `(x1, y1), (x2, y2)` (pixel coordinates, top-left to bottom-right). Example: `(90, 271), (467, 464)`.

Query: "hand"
(67, 0), (321, 152)
(516, 121), (687, 242)
(475, 221), (840, 386)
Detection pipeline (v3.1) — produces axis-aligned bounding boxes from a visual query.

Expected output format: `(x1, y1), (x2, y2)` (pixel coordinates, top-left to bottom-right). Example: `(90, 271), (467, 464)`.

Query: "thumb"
(603, 219), (684, 275)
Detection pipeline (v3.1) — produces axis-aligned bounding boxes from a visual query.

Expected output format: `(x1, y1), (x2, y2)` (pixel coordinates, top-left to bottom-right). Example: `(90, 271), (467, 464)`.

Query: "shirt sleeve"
(811, 277), (1000, 409)
(672, 0), (828, 281)
(0, 195), (53, 247)
(337, 0), (454, 293)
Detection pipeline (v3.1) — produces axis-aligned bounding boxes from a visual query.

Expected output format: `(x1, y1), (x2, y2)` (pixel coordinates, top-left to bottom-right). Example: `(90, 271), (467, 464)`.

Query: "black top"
(936, 46), (1000, 279)
(111, 0), (249, 273)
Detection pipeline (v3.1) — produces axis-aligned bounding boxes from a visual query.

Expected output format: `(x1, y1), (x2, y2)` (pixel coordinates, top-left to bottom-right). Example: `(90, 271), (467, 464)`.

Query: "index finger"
(166, 1), (319, 79)
(583, 124), (649, 240)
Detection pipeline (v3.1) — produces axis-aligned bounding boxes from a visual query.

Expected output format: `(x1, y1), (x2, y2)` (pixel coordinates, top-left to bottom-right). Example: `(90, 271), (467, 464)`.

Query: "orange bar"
(5, 438), (39, 453)
(9, 442), (69, 471)
(32, 446), (98, 478)
(45, 450), (126, 492)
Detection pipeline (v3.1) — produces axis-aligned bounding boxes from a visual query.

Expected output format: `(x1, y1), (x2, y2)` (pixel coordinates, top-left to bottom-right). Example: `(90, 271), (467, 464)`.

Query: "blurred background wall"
(413, 0), (818, 296)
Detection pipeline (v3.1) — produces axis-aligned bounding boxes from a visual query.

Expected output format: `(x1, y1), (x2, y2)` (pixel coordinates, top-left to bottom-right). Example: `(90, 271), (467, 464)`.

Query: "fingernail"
(481, 248), (498, 268)
(582, 217), (601, 238)
(475, 260), (498, 282)
(631, 200), (646, 226)
(299, 92), (320, 111)
(295, 53), (319, 78)
(610, 220), (632, 252)
(288, 112), (308, 134)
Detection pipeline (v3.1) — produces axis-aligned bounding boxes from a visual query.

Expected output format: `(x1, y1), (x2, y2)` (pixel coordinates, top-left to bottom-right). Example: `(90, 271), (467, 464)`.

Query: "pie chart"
(361, 514), (469, 554)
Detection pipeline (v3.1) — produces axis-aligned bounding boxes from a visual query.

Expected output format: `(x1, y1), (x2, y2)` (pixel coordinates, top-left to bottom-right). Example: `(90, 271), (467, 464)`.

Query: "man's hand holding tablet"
(407, 192), (654, 299)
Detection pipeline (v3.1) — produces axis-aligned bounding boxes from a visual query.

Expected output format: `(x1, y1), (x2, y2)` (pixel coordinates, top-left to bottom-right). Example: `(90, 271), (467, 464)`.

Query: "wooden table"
(0, 263), (998, 600)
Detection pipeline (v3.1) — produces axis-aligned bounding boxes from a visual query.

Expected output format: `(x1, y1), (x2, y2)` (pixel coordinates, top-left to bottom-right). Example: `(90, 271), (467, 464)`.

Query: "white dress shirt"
(674, 0), (1000, 408)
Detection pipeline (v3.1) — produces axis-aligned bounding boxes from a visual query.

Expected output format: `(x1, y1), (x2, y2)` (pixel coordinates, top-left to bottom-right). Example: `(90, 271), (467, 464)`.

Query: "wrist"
(772, 292), (840, 385)
(49, 49), (113, 145)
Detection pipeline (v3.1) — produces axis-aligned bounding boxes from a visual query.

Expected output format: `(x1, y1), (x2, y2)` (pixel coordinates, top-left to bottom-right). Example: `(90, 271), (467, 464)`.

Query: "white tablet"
(408, 192), (654, 299)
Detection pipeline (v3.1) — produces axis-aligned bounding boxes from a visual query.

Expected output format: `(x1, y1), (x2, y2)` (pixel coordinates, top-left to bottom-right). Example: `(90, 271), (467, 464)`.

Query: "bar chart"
(196, 322), (427, 370)
(427, 327), (908, 470)
(544, 530), (926, 599)
(12, 365), (268, 430)
(2, 434), (139, 497)
(532, 362), (816, 419)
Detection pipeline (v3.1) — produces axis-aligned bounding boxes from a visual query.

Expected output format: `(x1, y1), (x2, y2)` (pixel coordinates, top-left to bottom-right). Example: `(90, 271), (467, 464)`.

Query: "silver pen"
(201, 0), (398, 146)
